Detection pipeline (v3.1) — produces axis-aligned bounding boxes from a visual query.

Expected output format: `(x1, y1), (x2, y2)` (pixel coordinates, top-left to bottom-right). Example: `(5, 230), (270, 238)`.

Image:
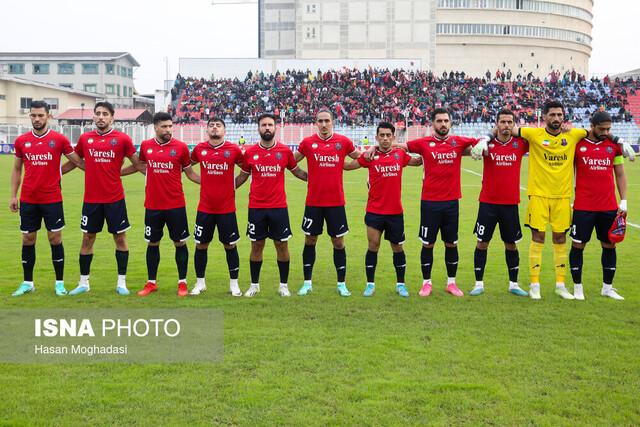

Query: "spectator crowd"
(170, 68), (638, 126)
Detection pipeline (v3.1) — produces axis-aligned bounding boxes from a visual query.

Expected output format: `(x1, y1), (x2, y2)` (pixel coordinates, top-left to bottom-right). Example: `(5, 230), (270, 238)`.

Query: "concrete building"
(0, 52), (139, 108)
(258, 0), (593, 77)
(0, 75), (100, 126)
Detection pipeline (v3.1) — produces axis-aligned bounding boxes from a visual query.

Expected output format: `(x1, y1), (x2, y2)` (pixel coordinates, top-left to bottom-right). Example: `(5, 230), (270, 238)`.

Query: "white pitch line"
(462, 168), (639, 230)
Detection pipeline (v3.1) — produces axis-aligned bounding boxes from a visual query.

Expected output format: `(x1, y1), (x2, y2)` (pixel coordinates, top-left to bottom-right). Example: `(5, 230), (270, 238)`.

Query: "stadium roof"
(0, 75), (102, 98)
(0, 52), (140, 66)
(56, 108), (152, 122)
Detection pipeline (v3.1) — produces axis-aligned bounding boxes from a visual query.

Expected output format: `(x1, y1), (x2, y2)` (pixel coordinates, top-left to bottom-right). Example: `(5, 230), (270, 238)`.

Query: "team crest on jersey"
(170, 149), (177, 156)
(450, 139), (457, 147)
(275, 152), (282, 160)
(88, 138), (94, 144)
(561, 139), (567, 146)
(513, 141), (519, 149)
(580, 146), (587, 152)
(393, 152), (400, 160)
(253, 154), (259, 160)
(48, 140), (56, 148)
(606, 146), (613, 153)
(224, 150), (230, 158)
(25, 142), (31, 148)
(147, 148), (153, 154)
(312, 143), (318, 149)
(110, 138), (117, 146)
(335, 143), (342, 150)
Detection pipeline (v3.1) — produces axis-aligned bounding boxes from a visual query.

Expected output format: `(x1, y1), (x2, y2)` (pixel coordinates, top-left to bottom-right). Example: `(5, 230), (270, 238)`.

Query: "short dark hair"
(94, 101), (115, 116)
(30, 100), (50, 113)
(207, 117), (225, 127)
(430, 108), (450, 121)
(496, 109), (516, 122)
(316, 109), (334, 120)
(153, 112), (173, 125)
(376, 121), (395, 135)
(257, 113), (277, 125)
(543, 100), (564, 115)
(591, 111), (613, 126)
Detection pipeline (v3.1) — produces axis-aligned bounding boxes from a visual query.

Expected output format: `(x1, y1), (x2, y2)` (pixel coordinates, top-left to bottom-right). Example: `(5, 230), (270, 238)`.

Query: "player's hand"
(618, 199), (628, 218)
(363, 145), (376, 161)
(471, 136), (490, 160)
(561, 122), (573, 133)
(9, 197), (19, 212)
(618, 138), (636, 161)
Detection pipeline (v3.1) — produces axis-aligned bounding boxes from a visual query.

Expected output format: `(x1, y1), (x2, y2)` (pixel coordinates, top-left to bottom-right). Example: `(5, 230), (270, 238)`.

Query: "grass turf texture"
(1, 154), (639, 425)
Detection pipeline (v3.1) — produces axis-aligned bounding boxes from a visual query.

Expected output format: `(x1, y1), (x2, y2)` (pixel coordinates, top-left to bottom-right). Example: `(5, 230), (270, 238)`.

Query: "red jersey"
(139, 138), (191, 210)
(191, 141), (243, 214)
(407, 135), (477, 201)
(14, 129), (73, 204)
(298, 133), (356, 207)
(574, 138), (623, 211)
(357, 148), (411, 215)
(74, 129), (136, 203)
(479, 137), (528, 205)
(241, 143), (298, 209)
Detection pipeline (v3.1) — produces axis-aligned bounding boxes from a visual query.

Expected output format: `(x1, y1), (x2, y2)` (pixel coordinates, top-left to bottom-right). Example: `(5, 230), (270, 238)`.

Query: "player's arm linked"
(235, 170), (250, 189)
(343, 158), (361, 171)
(184, 165), (201, 184)
(290, 166), (308, 181)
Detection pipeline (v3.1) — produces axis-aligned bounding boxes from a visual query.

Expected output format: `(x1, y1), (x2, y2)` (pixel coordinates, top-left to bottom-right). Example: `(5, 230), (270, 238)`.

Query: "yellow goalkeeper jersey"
(520, 127), (588, 198)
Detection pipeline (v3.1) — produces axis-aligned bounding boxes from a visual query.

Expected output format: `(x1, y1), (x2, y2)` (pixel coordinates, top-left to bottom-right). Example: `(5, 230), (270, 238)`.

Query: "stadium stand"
(170, 69), (638, 127)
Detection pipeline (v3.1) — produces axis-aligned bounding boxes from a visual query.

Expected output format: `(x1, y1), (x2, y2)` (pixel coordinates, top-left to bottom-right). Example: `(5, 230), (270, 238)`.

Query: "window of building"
(43, 97), (59, 110)
(127, 68), (133, 78)
(32, 64), (50, 74)
(306, 4), (317, 13)
(305, 26), (317, 39)
(20, 97), (33, 109)
(0, 95), (6, 100)
(84, 84), (97, 93)
(129, 87), (133, 97)
(105, 63), (115, 74)
(117, 85), (121, 96)
(105, 84), (115, 94)
(8, 63), (25, 74)
(58, 63), (75, 74)
(82, 64), (99, 74)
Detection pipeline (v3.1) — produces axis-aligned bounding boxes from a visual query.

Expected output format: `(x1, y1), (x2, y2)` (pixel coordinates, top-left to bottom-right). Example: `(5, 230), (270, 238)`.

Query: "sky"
(0, 0), (637, 93)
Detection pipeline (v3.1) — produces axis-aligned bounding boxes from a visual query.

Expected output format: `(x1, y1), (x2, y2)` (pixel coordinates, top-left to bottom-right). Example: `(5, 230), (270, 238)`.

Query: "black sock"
(79, 253), (93, 276)
(445, 246), (459, 278)
(505, 249), (520, 282)
(333, 248), (347, 282)
(277, 260), (290, 284)
(194, 248), (207, 279)
(146, 246), (160, 281)
(601, 247), (616, 285)
(420, 246), (433, 280)
(474, 248), (487, 281)
(365, 250), (378, 283)
(175, 245), (188, 280)
(569, 246), (584, 284)
(302, 244), (316, 281)
(51, 243), (64, 281)
(115, 250), (128, 275)
(225, 247), (240, 280)
(22, 245), (36, 282)
(250, 260), (262, 283)
(393, 251), (406, 283)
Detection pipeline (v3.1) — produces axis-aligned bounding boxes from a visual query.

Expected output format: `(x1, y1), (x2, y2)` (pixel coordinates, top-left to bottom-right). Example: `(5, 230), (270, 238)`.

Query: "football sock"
(569, 246), (584, 284)
(505, 249), (519, 283)
(250, 260), (262, 284)
(175, 245), (188, 281)
(365, 250), (377, 283)
(333, 248), (347, 282)
(146, 245), (160, 281)
(474, 247), (487, 281)
(393, 251), (406, 283)
(445, 246), (459, 278)
(225, 247), (240, 280)
(277, 260), (290, 284)
(115, 250), (128, 276)
(601, 247), (616, 285)
(529, 241), (544, 283)
(79, 253), (93, 276)
(51, 243), (64, 281)
(302, 244), (316, 281)
(420, 246), (433, 280)
(22, 245), (36, 282)
(195, 248), (207, 279)
(553, 243), (567, 284)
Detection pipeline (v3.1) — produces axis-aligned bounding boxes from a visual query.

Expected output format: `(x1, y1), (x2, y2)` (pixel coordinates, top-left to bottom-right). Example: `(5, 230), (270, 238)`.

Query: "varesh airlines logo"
(202, 161), (229, 171)
(374, 164), (401, 173)
(88, 149), (116, 159)
(581, 157), (611, 166)
(25, 152), (53, 161)
(148, 160), (174, 170)
(431, 151), (457, 160)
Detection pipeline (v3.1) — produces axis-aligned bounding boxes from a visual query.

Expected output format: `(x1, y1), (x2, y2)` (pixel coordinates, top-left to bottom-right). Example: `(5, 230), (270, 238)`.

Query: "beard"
(32, 122), (46, 131)
(435, 127), (449, 137)
(260, 131), (274, 142)
(548, 121), (561, 131)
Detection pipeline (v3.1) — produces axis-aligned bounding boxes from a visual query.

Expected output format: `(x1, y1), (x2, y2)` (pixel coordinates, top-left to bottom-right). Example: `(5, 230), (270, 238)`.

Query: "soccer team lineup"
(10, 98), (635, 301)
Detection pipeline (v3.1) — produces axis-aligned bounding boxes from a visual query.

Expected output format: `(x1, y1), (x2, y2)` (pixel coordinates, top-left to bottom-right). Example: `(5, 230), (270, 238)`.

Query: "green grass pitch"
(1, 154), (639, 425)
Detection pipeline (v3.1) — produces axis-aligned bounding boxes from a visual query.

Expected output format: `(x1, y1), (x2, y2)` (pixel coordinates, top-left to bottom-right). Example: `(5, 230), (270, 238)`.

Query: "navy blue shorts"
(194, 211), (240, 245)
(302, 205), (349, 237)
(145, 207), (190, 243)
(570, 210), (617, 244)
(473, 202), (523, 243)
(365, 212), (405, 244)
(81, 199), (130, 234)
(419, 200), (459, 245)
(248, 208), (292, 242)
(20, 201), (65, 233)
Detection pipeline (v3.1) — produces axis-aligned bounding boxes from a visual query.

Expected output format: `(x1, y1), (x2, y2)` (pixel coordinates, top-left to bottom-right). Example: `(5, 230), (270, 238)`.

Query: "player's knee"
(113, 233), (128, 250)
(198, 243), (211, 250)
(274, 241), (290, 259)
(390, 243), (403, 253)
(305, 235), (318, 246)
(504, 242), (517, 251)
(22, 233), (37, 246)
(82, 233), (96, 248)
(572, 242), (586, 249)
(148, 241), (161, 247)
(174, 240), (186, 248)
(531, 230), (545, 243)
(477, 241), (489, 250)
(331, 236), (345, 249)
(444, 242), (457, 248)
(422, 243), (435, 249)
(552, 233), (566, 244)
(601, 242), (615, 249)
(47, 231), (62, 246)
(368, 241), (380, 251)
